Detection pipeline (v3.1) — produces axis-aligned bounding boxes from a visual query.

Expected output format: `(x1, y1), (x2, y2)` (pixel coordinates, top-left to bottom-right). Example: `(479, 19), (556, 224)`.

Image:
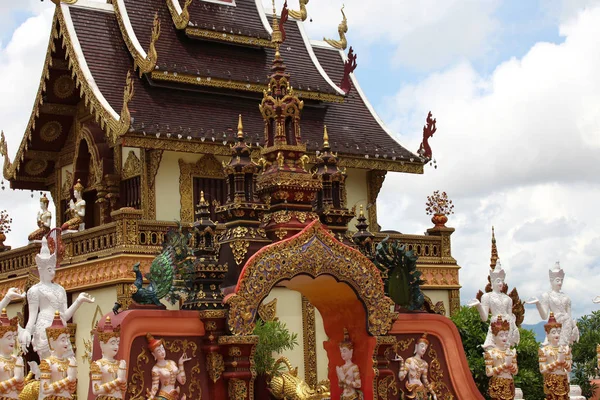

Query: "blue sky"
(3, 0), (600, 324)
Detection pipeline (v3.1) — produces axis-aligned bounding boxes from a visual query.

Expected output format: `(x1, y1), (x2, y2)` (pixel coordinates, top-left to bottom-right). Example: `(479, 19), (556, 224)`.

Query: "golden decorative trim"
(24, 159), (48, 176)
(217, 335), (259, 345)
(116, 282), (134, 311)
(75, 124), (103, 187)
(289, 0), (308, 21)
(113, 1), (161, 76)
(111, 70), (134, 143)
(39, 103), (77, 116)
(145, 149), (163, 220)
(227, 221), (395, 336)
(40, 121), (63, 142)
(339, 158), (423, 174)
(258, 298), (277, 322)
(230, 240), (250, 266)
(301, 296), (317, 388)
(366, 170), (386, 232)
(228, 379), (247, 399)
(167, 0), (192, 30)
(206, 352), (224, 383)
(53, 74), (75, 99)
(185, 27), (275, 48)
(323, 6), (347, 50)
(122, 150), (142, 180)
(449, 289), (460, 316)
(423, 294), (446, 316)
(198, 309), (227, 319)
(149, 70), (345, 103)
(178, 155), (225, 222)
(377, 375), (395, 400)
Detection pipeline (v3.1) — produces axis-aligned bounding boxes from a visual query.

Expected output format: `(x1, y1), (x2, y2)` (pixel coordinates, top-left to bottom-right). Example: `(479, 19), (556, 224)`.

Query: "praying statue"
(527, 262), (579, 346)
(0, 308), (25, 399)
(18, 236), (94, 360)
(336, 329), (362, 400)
(539, 313), (572, 400)
(485, 316), (518, 400)
(61, 179), (86, 232)
(145, 333), (191, 400)
(468, 262), (520, 349)
(90, 316), (127, 399)
(394, 333), (437, 400)
(28, 194), (52, 242)
(39, 311), (77, 399)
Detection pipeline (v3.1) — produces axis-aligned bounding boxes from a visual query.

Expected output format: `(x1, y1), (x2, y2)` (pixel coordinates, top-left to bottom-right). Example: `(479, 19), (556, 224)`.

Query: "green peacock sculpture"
(131, 225), (195, 306)
(373, 237), (425, 311)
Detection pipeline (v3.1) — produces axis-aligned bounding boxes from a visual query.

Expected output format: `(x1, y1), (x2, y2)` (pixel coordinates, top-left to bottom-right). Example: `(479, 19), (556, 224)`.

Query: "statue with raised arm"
(18, 236), (94, 360)
(145, 333), (191, 400)
(28, 194), (52, 242)
(0, 308), (25, 399)
(485, 316), (518, 400)
(90, 316), (127, 400)
(39, 311), (77, 399)
(60, 180), (85, 232)
(335, 329), (362, 400)
(526, 262), (579, 346)
(394, 333), (437, 400)
(468, 262), (520, 349)
(539, 313), (572, 399)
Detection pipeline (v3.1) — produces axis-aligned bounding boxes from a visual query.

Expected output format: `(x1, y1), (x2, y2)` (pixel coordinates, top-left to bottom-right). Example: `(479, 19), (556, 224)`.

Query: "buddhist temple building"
(0, 0), (461, 394)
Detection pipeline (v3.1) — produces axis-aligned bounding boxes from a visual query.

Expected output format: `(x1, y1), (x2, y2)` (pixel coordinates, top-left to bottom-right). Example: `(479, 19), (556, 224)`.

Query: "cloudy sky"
(2, 0), (600, 324)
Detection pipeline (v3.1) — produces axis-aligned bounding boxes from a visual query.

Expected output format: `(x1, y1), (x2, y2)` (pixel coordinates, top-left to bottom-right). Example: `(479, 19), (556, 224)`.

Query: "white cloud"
(377, 5), (600, 323)
(266, 0), (501, 70)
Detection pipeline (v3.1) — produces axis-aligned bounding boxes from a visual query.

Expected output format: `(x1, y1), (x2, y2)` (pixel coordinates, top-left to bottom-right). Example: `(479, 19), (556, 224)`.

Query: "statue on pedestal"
(28, 194), (52, 242)
(527, 262), (579, 346)
(90, 316), (127, 399)
(39, 311), (77, 399)
(0, 308), (24, 399)
(18, 236), (94, 360)
(539, 313), (572, 400)
(394, 333), (437, 400)
(60, 180), (85, 232)
(468, 262), (520, 350)
(336, 329), (362, 400)
(145, 333), (191, 400)
(485, 316), (518, 400)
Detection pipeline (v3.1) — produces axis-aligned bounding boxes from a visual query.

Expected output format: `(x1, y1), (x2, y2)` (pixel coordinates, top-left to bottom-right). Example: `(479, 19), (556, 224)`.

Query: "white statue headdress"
(35, 236), (56, 270)
(549, 261), (564, 280)
(489, 260), (506, 281)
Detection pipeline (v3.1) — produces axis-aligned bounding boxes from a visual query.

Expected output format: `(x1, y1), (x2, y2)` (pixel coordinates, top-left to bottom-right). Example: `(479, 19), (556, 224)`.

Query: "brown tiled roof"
(122, 0), (340, 95)
(69, 4), (417, 161)
(187, 0), (271, 40)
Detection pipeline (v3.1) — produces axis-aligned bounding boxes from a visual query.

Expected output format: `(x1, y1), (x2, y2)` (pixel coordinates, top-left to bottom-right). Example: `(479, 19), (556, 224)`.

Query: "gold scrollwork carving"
(258, 298), (278, 322)
(179, 155), (226, 222)
(229, 347), (242, 357)
(227, 221), (395, 336)
(122, 150), (142, 180)
(231, 240), (250, 266)
(128, 347), (150, 398)
(206, 352), (224, 383)
(40, 121), (63, 142)
(228, 379), (247, 399)
(146, 149), (163, 220)
(186, 27), (275, 48)
(53, 74), (75, 99)
(377, 375), (396, 400)
(167, 0), (192, 30)
(301, 296), (317, 389)
(427, 346), (453, 400)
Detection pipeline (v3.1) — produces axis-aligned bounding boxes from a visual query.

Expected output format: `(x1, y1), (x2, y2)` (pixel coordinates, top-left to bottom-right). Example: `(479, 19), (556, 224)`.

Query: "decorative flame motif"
(418, 111), (437, 161)
(340, 46), (357, 94)
(425, 190), (454, 216)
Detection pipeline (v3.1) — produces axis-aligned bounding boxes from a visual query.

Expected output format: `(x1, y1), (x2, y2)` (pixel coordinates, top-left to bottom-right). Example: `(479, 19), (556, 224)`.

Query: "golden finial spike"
(490, 226), (499, 270)
(323, 125), (330, 148)
(359, 204), (364, 217)
(200, 191), (206, 203)
(237, 114), (244, 139)
(271, 0), (282, 46)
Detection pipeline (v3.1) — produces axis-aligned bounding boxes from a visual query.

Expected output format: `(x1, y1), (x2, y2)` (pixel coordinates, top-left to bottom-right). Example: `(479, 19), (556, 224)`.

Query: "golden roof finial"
(200, 190), (206, 203)
(490, 226), (499, 270)
(323, 125), (330, 148)
(271, 0), (282, 50)
(359, 204), (364, 217)
(237, 114), (244, 139)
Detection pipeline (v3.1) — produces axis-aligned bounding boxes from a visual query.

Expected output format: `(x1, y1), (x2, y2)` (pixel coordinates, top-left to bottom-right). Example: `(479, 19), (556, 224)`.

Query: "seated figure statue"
(19, 236), (94, 360)
(0, 308), (24, 399)
(485, 316), (518, 400)
(28, 194), (52, 242)
(145, 333), (191, 400)
(90, 316), (127, 399)
(39, 311), (77, 399)
(394, 333), (437, 400)
(336, 329), (362, 400)
(61, 180), (85, 232)
(539, 313), (572, 400)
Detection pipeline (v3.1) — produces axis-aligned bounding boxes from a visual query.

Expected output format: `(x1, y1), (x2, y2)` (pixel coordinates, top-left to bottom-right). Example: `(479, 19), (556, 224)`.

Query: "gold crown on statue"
(0, 308), (18, 335)
(73, 179), (84, 192)
(339, 328), (353, 350)
(40, 193), (49, 205)
(94, 316), (121, 343)
(46, 310), (70, 342)
(490, 315), (510, 335)
(544, 312), (562, 334)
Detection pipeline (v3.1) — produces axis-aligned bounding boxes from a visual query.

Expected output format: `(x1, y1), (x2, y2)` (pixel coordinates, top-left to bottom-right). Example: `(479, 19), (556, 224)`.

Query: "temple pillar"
(104, 173), (121, 218)
(372, 336), (397, 400)
(217, 335), (259, 400)
(111, 207), (143, 247)
(200, 310), (228, 399)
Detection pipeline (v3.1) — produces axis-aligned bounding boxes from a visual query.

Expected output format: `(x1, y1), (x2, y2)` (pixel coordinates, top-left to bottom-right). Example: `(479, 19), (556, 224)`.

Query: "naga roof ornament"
(417, 111), (436, 162)
(0, 132), (16, 181)
(112, 71), (135, 143)
(289, 0), (309, 21)
(166, 0), (192, 30)
(324, 5), (348, 50)
(340, 46), (357, 94)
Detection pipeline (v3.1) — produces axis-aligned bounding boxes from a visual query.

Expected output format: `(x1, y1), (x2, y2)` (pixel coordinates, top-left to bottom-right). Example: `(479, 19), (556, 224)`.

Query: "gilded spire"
(490, 226), (499, 270)
(323, 125), (330, 149)
(200, 190), (206, 204)
(237, 114), (244, 139)
(271, 0), (282, 51)
(359, 204), (364, 217)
